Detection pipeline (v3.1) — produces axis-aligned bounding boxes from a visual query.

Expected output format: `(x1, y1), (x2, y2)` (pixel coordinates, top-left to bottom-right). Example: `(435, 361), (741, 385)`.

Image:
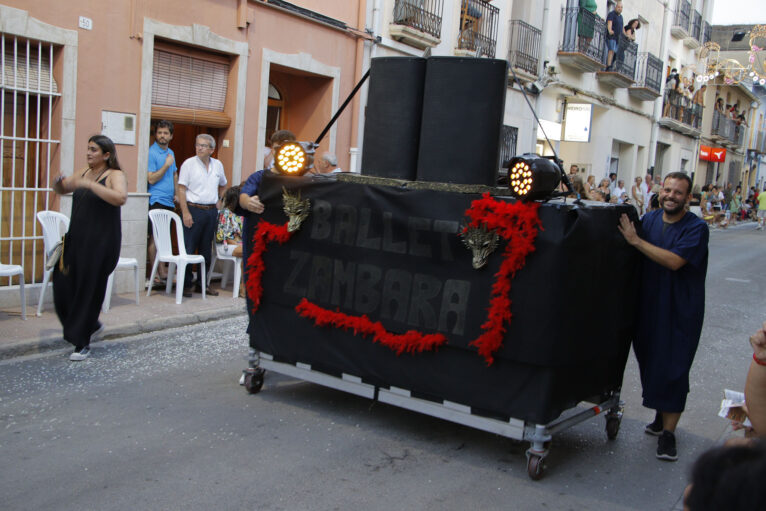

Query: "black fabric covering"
(247, 174), (640, 424)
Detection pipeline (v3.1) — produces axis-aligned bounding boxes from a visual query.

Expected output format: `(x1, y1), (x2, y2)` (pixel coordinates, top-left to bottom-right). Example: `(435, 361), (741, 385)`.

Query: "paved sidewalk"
(0, 283), (247, 360)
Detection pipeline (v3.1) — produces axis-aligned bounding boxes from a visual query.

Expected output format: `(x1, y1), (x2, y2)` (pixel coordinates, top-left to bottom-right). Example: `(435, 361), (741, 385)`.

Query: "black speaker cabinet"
(361, 57), (426, 180)
(416, 57), (508, 186)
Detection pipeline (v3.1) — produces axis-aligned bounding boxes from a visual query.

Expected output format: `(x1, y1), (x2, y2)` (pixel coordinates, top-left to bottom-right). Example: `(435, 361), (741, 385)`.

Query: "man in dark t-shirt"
(605, 1), (624, 71)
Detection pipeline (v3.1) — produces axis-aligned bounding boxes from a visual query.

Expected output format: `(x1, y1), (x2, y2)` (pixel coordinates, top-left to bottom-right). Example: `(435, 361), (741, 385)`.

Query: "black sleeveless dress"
(52, 173), (122, 349)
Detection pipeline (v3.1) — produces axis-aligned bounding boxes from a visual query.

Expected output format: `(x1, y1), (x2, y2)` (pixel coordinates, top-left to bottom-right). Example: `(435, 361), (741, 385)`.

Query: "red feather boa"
(295, 298), (448, 355)
(462, 193), (542, 365)
(245, 193), (541, 365)
(245, 221), (292, 312)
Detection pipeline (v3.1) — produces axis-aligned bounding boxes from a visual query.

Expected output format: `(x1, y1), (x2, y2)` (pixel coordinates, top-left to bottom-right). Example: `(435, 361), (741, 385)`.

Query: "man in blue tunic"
(618, 172), (709, 461)
(147, 120), (177, 283)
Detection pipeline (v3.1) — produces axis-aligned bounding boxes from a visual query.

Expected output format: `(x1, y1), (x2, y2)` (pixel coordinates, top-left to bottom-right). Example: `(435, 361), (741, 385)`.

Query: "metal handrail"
(664, 89), (701, 129)
(457, 0), (499, 57)
(392, 0), (444, 39)
(508, 20), (541, 75)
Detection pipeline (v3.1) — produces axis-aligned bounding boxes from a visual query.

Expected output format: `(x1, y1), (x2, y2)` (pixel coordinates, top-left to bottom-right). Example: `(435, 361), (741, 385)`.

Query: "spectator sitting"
(314, 152), (344, 174)
(216, 186), (243, 258)
(571, 175), (591, 200)
(597, 178), (612, 202)
(613, 179), (626, 201)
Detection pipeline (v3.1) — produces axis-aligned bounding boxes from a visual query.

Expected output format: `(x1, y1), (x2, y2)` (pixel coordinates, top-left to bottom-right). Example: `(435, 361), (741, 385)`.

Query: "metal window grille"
(498, 125), (518, 168)
(392, 0), (444, 39)
(0, 35), (61, 286)
(151, 50), (229, 111)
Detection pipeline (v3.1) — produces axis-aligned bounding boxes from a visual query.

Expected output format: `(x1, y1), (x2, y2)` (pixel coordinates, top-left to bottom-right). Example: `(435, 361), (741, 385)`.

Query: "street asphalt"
(0, 220), (764, 509)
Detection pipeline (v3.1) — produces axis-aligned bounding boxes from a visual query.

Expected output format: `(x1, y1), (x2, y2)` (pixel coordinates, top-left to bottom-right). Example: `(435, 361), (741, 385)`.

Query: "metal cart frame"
(242, 349), (623, 480)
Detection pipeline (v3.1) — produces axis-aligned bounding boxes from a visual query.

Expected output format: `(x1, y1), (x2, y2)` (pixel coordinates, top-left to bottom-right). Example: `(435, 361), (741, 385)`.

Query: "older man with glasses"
(177, 133), (227, 297)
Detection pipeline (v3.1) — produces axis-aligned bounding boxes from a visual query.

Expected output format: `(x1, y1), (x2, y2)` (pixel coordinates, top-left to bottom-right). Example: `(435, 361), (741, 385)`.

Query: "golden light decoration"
(695, 27), (766, 86)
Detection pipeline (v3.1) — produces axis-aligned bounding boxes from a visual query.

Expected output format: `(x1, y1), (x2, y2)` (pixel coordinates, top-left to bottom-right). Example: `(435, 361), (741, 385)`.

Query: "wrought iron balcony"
(671, 0), (691, 38)
(390, 0), (444, 48)
(597, 33), (637, 88)
(685, 10), (702, 48)
(703, 22), (711, 44)
(456, 0), (499, 58)
(659, 89), (701, 135)
(558, 5), (607, 72)
(629, 52), (663, 100)
(508, 20), (541, 77)
(711, 109), (745, 147)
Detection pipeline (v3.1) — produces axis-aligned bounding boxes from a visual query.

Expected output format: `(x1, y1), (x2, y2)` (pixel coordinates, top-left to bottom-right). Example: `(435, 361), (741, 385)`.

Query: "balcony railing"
(457, 0), (499, 57)
(611, 33), (638, 79)
(674, 0), (691, 31)
(758, 130), (766, 153)
(560, 5), (607, 65)
(703, 22), (711, 44)
(663, 89), (701, 129)
(633, 52), (662, 93)
(712, 110), (745, 146)
(499, 125), (519, 168)
(508, 20), (541, 76)
(691, 11), (702, 42)
(392, 0), (444, 39)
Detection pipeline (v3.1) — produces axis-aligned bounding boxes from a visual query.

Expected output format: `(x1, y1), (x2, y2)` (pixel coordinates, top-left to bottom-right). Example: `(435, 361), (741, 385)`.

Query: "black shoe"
(645, 413), (663, 436)
(183, 287), (193, 298)
(656, 431), (678, 461)
(195, 286), (218, 296)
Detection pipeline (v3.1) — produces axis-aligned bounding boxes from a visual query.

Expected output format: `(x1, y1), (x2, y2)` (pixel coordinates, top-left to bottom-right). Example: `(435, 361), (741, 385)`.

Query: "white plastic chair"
(36, 210), (70, 316)
(207, 243), (242, 298)
(102, 257), (140, 312)
(0, 263), (26, 320)
(147, 209), (206, 304)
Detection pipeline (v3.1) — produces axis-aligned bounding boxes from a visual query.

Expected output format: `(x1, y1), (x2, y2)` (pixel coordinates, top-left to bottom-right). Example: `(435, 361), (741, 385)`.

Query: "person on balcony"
(604, 0), (624, 71)
(624, 18), (641, 41)
(663, 68), (679, 118)
(577, 0), (598, 51)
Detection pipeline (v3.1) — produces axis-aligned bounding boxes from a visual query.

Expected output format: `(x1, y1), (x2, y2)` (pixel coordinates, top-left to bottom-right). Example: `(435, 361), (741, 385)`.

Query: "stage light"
(506, 153), (563, 201)
(274, 141), (315, 176)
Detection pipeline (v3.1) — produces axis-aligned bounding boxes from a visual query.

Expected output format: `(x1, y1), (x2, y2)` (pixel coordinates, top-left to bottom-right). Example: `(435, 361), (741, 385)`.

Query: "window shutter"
(152, 50), (228, 111)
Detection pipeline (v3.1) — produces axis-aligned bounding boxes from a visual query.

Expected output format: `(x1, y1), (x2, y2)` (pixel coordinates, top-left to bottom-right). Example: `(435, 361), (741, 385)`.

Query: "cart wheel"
(243, 368), (264, 394)
(605, 416), (621, 440)
(527, 454), (545, 481)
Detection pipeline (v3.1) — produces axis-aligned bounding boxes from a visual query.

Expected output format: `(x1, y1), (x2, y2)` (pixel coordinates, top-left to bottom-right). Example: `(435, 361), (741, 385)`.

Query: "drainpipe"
(349, 0), (370, 172)
(647, 0), (671, 176)
(533, 0), (552, 153)
(352, 0), (381, 172)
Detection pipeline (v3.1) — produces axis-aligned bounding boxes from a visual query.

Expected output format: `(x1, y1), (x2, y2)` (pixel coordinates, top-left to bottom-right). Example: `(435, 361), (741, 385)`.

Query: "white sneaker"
(758, 225), (763, 230)
(239, 373), (245, 385)
(69, 346), (91, 361)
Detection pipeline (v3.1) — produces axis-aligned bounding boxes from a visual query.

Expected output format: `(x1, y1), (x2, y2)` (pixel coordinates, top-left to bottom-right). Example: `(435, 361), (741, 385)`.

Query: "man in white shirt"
(314, 152), (344, 174)
(613, 179), (627, 203)
(177, 134), (227, 296)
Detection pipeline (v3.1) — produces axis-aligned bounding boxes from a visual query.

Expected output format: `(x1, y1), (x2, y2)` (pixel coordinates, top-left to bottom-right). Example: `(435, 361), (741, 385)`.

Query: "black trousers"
(183, 206), (217, 289)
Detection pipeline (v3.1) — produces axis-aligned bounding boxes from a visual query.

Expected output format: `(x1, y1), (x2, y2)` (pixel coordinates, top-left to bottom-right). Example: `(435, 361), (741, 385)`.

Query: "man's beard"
(660, 196), (685, 216)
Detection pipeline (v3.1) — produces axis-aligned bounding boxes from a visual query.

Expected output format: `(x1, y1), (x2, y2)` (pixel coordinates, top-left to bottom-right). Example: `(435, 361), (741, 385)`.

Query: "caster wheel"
(243, 368), (264, 394)
(606, 416), (621, 440)
(527, 454), (545, 481)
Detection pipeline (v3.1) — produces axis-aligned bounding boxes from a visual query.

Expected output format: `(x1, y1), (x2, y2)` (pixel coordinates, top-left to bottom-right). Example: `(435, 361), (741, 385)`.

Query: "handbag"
(44, 235), (68, 274)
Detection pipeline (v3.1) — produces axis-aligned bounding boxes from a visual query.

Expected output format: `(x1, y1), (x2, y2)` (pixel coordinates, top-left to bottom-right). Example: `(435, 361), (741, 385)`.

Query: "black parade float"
(240, 56), (640, 480)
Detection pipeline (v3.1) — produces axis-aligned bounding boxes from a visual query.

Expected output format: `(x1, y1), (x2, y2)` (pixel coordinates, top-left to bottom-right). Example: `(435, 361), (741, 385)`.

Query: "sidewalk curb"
(0, 308), (247, 361)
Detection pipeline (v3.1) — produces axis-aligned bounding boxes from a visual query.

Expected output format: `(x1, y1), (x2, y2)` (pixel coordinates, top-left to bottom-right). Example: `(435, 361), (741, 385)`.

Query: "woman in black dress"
(52, 135), (127, 360)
